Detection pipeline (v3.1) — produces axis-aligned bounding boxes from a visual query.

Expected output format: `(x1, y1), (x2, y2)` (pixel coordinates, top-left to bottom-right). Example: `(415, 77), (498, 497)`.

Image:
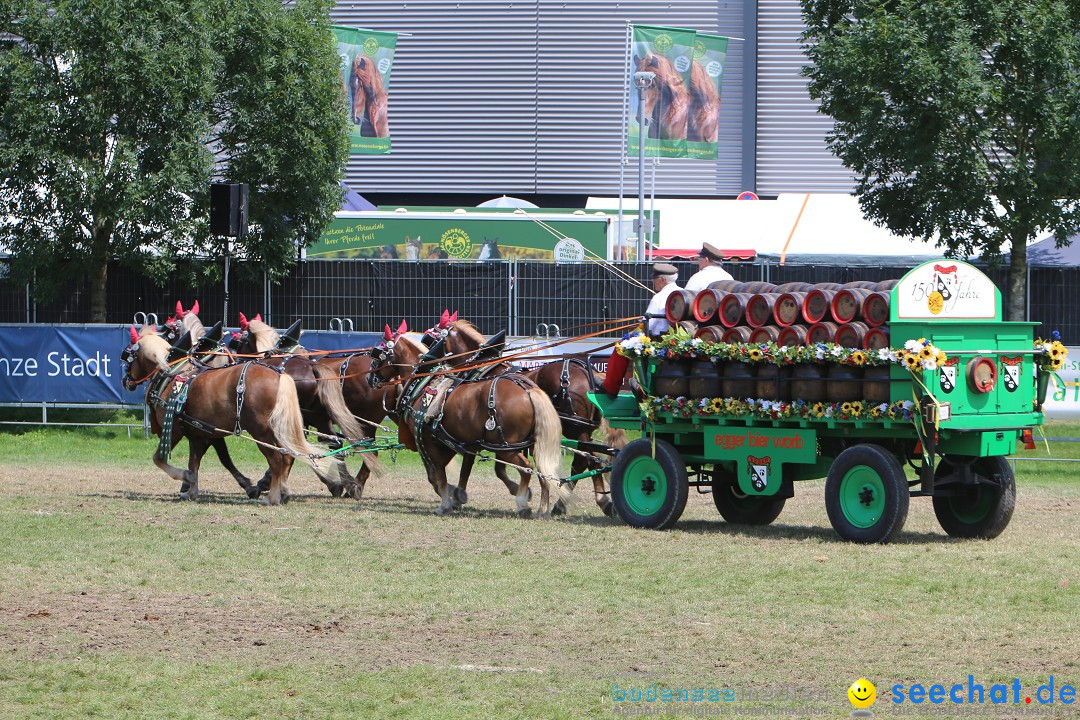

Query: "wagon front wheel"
(825, 444), (909, 544)
(610, 438), (688, 530)
(932, 455), (1015, 539)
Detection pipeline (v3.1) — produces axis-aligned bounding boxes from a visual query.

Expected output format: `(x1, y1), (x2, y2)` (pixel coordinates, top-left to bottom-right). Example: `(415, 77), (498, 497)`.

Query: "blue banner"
(0, 325), (385, 404)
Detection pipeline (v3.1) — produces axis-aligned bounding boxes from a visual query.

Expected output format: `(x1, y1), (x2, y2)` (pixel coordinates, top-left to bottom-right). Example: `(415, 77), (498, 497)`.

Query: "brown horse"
(369, 327), (569, 517)
(688, 59), (720, 143)
(351, 55), (389, 138)
(442, 319), (626, 515)
(231, 315), (383, 497)
(121, 327), (340, 505)
(634, 52), (689, 141)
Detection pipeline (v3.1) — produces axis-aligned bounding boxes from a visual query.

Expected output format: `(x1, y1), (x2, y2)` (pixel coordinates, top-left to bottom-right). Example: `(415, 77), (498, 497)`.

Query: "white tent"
(587, 193), (947, 265)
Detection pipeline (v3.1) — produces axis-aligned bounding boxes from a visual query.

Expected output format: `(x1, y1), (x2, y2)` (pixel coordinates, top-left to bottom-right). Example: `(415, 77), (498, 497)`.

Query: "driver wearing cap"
(684, 242), (734, 293)
(642, 262), (681, 338)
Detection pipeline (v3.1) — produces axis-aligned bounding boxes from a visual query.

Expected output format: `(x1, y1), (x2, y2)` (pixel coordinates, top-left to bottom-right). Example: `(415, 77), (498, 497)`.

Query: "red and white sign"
(895, 260), (998, 320)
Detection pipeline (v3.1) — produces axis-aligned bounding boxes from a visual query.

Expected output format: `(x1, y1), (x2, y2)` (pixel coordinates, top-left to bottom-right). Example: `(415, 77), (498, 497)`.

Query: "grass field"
(0, 415), (1078, 719)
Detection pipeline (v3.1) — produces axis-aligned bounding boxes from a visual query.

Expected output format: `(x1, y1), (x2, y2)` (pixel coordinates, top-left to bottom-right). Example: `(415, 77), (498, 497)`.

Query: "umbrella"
(476, 195), (538, 209)
(340, 182), (376, 211)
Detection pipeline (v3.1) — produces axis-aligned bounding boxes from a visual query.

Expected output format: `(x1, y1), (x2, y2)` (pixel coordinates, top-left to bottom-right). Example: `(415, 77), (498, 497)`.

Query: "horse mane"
(688, 60), (720, 143)
(451, 320), (486, 347)
(182, 313), (205, 341)
(137, 330), (171, 370)
(636, 52), (689, 140)
(248, 319), (280, 353)
(353, 55), (389, 138)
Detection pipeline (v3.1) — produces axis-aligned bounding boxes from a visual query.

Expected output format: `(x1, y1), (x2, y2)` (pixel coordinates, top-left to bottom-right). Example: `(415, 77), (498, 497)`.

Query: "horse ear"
(439, 309), (449, 328)
(384, 324), (393, 341)
(191, 300), (199, 316)
(176, 300), (185, 318)
(397, 319), (408, 336)
(130, 325), (140, 344)
(238, 312), (248, 330)
(254, 313), (262, 323)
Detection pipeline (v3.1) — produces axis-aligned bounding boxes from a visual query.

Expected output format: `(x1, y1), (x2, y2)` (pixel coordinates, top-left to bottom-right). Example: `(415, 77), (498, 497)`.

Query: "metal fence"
(1, 258), (1077, 341)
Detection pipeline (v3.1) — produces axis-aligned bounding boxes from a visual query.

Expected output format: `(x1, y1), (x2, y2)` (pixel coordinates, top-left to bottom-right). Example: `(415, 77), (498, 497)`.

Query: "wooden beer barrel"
(873, 279), (899, 291)
(802, 288), (832, 323)
(717, 293), (754, 328)
(777, 324), (809, 347)
(827, 364), (863, 401)
(706, 280), (746, 292)
(745, 293), (782, 328)
(722, 361), (757, 398)
(772, 282), (816, 292)
(861, 291), (890, 326)
(863, 326), (890, 351)
(736, 281), (778, 294)
(774, 292), (806, 326)
(664, 289), (696, 323)
(830, 288), (871, 323)
(864, 365), (891, 403)
(722, 326), (753, 343)
(694, 325), (726, 342)
(844, 280), (880, 289)
(815, 282), (844, 290)
(676, 320), (698, 335)
(692, 289), (723, 324)
(749, 326), (781, 344)
(756, 364), (791, 400)
(835, 321), (871, 348)
(791, 363), (828, 401)
(689, 359), (721, 398)
(654, 360), (691, 397)
(807, 321), (840, 344)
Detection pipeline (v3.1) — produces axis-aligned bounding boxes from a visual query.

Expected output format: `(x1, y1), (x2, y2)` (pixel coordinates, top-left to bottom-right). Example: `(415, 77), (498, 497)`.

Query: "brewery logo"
(439, 228), (472, 258)
(747, 455), (771, 491)
(653, 33), (673, 54)
(363, 37), (379, 56)
(1001, 356), (1023, 393)
(940, 356), (960, 393)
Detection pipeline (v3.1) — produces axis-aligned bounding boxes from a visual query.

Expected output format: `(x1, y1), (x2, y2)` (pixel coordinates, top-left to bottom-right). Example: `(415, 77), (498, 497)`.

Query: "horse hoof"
(517, 507), (533, 519)
(179, 482), (190, 494)
(348, 484), (363, 501)
(178, 492), (192, 501)
(551, 500), (566, 516)
(434, 507), (446, 516)
(453, 487), (469, 505)
(246, 487), (261, 500)
(328, 483), (345, 498)
(601, 500), (615, 517)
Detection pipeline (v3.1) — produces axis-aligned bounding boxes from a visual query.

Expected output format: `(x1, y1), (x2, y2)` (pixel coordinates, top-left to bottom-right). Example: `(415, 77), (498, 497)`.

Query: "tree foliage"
(802, 0), (1080, 320)
(0, 0), (348, 321)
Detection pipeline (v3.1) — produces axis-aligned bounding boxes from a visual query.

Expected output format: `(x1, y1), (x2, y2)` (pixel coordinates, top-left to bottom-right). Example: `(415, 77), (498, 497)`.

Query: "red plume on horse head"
(190, 300), (199, 316)
(238, 312), (249, 331)
(176, 300), (185, 318)
(254, 313), (262, 323)
(397, 319), (408, 336)
(383, 324), (394, 341)
(129, 325), (140, 344)
(438, 309), (450, 328)
(448, 311), (459, 323)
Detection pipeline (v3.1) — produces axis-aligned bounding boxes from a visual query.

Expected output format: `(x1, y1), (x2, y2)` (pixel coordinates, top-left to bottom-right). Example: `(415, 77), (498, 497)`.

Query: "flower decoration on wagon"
(1035, 331), (1068, 372)
(900, 337), (947, 371)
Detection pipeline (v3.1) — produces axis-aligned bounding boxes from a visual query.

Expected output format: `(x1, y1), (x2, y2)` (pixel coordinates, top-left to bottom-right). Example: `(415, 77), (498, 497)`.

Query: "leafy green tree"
(802, 0), (1080, 320)
(0, 0), (348, 321)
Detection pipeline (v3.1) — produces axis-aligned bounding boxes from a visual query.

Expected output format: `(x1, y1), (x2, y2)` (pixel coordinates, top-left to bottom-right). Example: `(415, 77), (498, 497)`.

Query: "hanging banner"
(627, 25), (697, 159)
(333, 26), (396, 155)
(685, 33), (728, 160)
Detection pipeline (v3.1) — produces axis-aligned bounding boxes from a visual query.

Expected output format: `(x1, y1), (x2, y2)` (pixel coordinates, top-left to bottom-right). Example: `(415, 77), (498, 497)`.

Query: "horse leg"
(501, 451), (536, 519)
(454, 454), (476, 506)
(209, 438), (260, 499)
(494, 461), (531, 500)
(152, 432), (198, 499)
(427, 443), (456, 516)
(181, 438), (211, 501)
(260, 448), (295, 506)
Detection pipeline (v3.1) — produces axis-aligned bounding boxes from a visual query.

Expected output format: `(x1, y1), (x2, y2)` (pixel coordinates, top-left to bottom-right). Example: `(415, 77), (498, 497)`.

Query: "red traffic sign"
(737, 191), (759, 201)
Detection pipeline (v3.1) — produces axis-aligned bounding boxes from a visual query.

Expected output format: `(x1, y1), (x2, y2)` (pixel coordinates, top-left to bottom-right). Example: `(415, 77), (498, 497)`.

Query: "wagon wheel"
(825, 444), (909, 544)
(932, 455), (1015, 539)
(711, 470), (785, 525)
(610, 438), (688, 530)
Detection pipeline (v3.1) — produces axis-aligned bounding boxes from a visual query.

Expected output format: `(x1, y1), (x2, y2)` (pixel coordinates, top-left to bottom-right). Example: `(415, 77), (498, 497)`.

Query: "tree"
(0, 0), (348, 321)
(801, 0), (1080, 321)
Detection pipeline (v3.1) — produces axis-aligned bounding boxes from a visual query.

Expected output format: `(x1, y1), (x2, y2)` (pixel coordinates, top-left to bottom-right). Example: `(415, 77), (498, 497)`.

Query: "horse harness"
(146, 358), (285, 460)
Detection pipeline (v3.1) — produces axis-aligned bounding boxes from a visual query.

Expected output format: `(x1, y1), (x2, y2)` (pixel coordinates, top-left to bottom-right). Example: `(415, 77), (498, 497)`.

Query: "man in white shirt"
(601, 262), (682, 396)
(643, 262), (681, 338)
(684, 242), (734, 293)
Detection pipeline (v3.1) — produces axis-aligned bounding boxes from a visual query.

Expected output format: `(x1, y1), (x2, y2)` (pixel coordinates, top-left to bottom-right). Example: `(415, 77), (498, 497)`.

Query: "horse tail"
(269, 373), (325, 472)
(600, 417), (629, 450)
(312, 363), (384, 481)
(528, 386), (573, 509)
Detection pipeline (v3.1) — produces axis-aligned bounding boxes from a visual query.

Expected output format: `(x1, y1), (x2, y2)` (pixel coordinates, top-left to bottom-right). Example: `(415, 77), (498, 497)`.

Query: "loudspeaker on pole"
(210, 182), (249, 237)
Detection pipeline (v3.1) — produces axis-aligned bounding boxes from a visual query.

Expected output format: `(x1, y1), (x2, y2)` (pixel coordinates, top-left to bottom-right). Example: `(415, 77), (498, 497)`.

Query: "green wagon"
(588, 260), (1054, 543)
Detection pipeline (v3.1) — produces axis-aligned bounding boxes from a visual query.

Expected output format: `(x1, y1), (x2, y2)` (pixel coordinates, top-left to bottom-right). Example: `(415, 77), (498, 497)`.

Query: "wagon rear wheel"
(825, 444), (909, 544)
(932, 455), (1015, 539)
(610, 438), (688, 530)
(712, 472), (786, 525)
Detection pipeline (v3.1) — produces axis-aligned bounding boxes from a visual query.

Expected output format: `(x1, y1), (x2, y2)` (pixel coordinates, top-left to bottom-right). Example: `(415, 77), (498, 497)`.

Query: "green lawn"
(0, 418), (1077, 719)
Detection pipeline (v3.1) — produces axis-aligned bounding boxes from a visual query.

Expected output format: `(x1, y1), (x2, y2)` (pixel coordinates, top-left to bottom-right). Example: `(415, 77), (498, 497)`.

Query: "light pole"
(633, 71), (655, 262)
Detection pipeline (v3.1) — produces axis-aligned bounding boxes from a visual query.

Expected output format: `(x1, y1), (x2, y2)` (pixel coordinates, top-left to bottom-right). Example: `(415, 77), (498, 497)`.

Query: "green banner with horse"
(334, 26), (397, 155)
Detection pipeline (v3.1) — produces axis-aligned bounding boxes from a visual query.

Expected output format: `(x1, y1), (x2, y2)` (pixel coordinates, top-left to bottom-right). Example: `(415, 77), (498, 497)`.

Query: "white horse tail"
(528, 386), (573, 510)
(268, 373), (325, 472)
(312, 362), (384, 481)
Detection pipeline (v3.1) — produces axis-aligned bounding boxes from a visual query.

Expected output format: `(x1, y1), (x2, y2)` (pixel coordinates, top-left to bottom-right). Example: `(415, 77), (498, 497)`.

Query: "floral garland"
(617, 331), (947, 371)
(643, 395), (917, 423)
(1035, 331), (1068, 372)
